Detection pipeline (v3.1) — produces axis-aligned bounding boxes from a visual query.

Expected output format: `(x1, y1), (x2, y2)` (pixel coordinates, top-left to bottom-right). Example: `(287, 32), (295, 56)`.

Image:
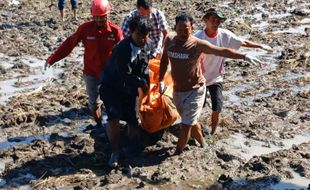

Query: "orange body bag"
(138, 59), (179, 133)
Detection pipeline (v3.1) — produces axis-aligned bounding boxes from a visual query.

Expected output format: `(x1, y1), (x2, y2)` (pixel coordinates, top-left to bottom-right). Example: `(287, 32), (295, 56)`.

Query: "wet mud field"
(0, 0), (309, 189)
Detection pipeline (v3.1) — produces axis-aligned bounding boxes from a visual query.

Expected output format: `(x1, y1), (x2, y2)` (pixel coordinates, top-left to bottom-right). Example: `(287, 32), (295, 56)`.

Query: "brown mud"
(0, 0), (309, 189)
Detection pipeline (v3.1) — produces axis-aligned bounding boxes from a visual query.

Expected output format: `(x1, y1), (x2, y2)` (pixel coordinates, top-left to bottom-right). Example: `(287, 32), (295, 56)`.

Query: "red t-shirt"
(47, 20), (123, 79)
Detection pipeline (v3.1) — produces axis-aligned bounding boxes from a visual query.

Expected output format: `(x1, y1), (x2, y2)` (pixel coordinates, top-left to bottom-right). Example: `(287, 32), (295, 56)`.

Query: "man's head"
(91, 0), (112, 28)
(203, 8), (226, 32)
(137, 0), (152, 16)
(129, 15), (152, 47)
(175, 13), (195, 42)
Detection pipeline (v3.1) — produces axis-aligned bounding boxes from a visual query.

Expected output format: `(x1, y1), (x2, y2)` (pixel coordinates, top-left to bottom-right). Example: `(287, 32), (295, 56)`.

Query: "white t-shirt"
(194, 28), (243, 86)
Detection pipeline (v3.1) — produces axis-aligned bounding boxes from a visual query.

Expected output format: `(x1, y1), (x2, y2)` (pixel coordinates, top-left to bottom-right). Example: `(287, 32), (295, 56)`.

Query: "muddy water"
(0, 54), (62, 104)
(0, 0), (309, 189)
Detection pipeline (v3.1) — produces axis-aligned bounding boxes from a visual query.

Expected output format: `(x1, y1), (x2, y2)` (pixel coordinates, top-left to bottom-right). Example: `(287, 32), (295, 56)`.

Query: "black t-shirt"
(101, 37), (151, 96)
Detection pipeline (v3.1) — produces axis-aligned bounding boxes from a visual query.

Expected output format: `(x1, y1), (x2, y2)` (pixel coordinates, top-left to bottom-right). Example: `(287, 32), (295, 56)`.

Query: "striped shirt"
(121, 8), (168, 56)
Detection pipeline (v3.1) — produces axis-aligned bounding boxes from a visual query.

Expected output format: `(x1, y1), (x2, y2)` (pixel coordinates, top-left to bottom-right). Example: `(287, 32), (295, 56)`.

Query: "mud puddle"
(0, 0), (309, 189)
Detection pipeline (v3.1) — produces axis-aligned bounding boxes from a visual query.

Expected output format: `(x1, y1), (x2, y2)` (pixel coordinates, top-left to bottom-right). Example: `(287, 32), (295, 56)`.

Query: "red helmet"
(91, 0), (112, 16)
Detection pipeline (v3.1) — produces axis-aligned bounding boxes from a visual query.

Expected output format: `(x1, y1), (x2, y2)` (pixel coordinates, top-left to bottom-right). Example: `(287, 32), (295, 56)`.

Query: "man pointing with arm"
(194, 8), (272, 135)
(45, 0), (123, 127)
(159, 13), (261, 155)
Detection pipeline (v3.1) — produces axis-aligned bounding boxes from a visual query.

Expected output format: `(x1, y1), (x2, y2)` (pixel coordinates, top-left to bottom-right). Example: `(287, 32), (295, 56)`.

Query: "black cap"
(203, 8), (227, 21)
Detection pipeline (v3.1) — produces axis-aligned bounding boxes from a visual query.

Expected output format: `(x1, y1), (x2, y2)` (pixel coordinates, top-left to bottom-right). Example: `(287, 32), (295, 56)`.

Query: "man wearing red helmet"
(45, 0), (123, 127)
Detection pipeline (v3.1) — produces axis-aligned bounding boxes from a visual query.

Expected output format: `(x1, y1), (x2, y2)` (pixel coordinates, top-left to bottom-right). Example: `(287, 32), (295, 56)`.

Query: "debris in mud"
(0, 0), (309, 189)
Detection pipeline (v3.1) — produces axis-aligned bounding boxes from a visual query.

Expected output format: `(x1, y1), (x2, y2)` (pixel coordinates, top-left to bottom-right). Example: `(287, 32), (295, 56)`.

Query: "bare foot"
(211, 125), (217, 135)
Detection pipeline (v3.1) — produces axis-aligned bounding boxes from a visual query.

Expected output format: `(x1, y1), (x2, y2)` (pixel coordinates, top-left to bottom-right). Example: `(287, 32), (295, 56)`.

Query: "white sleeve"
(193, 30), (203, 39)
(222, 29), (243, 50)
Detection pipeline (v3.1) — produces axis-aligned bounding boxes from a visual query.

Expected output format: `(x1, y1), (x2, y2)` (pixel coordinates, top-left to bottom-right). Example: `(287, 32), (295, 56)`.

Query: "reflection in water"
(0, 54), (62, 104)
(268, 168), (310, 189)
(0, 135), (50, 150)
(221, 132), (310, 161)
(220, 132), (310, 189)
(272, 24), (310, 35)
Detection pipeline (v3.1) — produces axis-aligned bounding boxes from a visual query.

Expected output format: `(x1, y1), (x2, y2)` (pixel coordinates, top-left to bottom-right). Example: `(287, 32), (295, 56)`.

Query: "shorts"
(84, 74), (102, 111)
(206, 83), (223, 112)
(173, 85), (206, 126)
(58, 0), (78, 10)
(101, 86), (139, 126)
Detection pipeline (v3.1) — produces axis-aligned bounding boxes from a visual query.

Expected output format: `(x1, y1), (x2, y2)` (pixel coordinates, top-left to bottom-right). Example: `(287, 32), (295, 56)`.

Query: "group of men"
(45, 0), (272, 167)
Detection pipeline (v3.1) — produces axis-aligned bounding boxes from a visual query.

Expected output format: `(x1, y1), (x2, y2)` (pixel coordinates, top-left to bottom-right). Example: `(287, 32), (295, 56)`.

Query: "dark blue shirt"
(101, 37), (151, 96)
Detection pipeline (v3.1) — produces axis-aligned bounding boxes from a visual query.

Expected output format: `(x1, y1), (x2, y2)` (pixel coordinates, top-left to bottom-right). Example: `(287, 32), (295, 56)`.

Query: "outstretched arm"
(199, 39), (262, 66)
(46, 26), (82, 65)
(200, 39), (246, 60)
(242, 40), (272, 51)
